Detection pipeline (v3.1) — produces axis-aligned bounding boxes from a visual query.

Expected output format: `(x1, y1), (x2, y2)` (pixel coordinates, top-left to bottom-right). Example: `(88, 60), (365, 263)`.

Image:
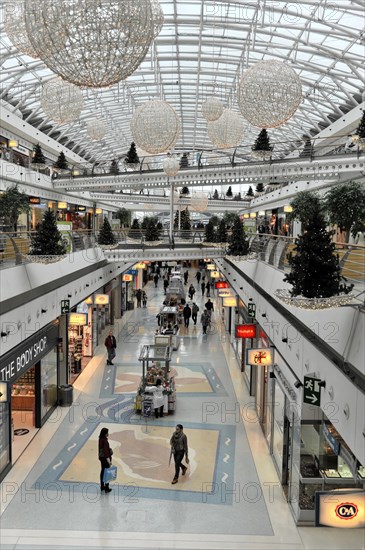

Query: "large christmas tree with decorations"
(284, 202), (353, 298)
(227, 215), (249, 256)
(30, 209), (67, 255)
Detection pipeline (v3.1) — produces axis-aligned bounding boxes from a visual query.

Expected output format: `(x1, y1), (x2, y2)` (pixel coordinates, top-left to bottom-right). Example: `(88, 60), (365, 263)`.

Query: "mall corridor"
(1, 271), (363, 550)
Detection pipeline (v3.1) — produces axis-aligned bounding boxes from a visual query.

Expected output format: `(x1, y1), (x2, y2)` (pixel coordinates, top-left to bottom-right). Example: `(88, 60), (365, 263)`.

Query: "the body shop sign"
(0, 323), (58, 384)
(316, 490), (365, 528)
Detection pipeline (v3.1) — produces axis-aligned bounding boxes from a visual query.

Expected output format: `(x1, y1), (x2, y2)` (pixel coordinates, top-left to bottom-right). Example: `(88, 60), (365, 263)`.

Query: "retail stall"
(134, 345), (176, 416)
(156, 306), (180, 349)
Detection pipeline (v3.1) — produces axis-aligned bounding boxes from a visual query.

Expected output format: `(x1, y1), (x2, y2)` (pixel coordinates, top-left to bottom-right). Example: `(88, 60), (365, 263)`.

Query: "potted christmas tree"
(255, 183), (265, 195)
(351, 110), (365, 150)
(109, 159), (120, 175)
(180, 152), (189, 169)
(54, 151), (69, 174)
(29, 209), (67, 263)
(216, 218), (228, 243)
(204, 219), (216, 243)
(143, 216), (162, 243)
(226, 186), (233, 198)
(281, 198), (353, 306)
(245, 185), (254, 199)
(227, 215), (250, 257)
(213, 189), (219, 200)
(180, 186), (190, 195)
(98, 217), (116, 247)
(125, 142), (140, 169)
(129, 218), (142, 239)
(31, 143), (46, 169)
(251, 129), (273, 160)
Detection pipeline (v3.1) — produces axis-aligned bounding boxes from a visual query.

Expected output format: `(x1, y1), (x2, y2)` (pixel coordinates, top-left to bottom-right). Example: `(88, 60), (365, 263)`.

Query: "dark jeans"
(107, 347), (116, 363)
(173, 450), (186, 479)
(192, 313), (197, 324)
(99, 458), (110, 490)
(154, 405), (164, 418)
(184, 317), (190, 327)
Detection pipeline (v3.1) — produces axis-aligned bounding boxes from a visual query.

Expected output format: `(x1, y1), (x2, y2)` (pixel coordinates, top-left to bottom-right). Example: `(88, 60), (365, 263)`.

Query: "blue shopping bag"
(103, 465), (118, 483)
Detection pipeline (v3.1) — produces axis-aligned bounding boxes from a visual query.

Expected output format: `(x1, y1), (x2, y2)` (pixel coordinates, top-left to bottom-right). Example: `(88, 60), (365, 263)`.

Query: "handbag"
(103, 465), (118, 483)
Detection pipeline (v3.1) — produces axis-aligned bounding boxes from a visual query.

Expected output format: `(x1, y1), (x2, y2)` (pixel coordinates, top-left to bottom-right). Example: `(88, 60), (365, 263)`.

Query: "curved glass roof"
(1, 1), (364, 165)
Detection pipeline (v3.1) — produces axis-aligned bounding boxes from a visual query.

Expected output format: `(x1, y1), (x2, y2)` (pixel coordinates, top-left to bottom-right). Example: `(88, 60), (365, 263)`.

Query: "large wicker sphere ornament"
(40, 78), (84, 124)
(131, 100), (180, 154)
(207, 109), (244, 148)
(202, 97), (224, 122)
(151, 0), (164, 38)
(237, 60), (302, 128)
(87, 119), (106, 141)
(191, 192), (209, 213)
(163, 157), (180, 177)
(4, 1), (38, 58)
(24, 0), (154, 88)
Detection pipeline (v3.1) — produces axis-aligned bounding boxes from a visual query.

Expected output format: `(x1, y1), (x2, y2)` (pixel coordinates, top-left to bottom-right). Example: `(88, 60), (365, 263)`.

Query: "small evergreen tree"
(109, 159), (120, 175)
(181, 186), (190, 195)
(213, 189), (219, 200)
(300, 137), (312, 158)
(226, 186), (233, 197)
(227, 215), (249, 256)
(98, 217), (116, 245)
(204, 219), (216, 242)
(54, 151), (68, 171)
(32, 143), (46, 167)
(125, 142), (140, 165)
(353, 110), (365, 140)
(217, 218), (228, 243)
(284, 200), (353, 298)
(0, 184), (30, 233)
(181, 207), (191, 231)
(246, 186), (254, 197)
(131, 218), (140, 230)
(144, 216), (161, 241)
(252, 129), (273, 153)
(180, 152), (189, 169)
(256, 183), (265, 193)
(30, 209), (67, 255)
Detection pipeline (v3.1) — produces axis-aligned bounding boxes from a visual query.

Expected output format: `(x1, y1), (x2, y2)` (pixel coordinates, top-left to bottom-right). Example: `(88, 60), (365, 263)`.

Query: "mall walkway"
(1, 270), (363, 550)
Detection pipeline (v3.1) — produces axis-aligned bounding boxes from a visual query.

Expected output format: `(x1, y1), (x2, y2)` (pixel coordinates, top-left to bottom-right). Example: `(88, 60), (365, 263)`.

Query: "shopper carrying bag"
(98, 427), (114, 493)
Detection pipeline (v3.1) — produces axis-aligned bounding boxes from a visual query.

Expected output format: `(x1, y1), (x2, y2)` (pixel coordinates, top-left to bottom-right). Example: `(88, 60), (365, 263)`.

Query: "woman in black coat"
(98, 427), (113, 493)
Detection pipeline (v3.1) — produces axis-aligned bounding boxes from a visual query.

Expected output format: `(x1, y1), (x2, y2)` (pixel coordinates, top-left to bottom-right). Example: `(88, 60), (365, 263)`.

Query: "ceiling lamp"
(87, 119), (106, 141)
(191, 192), (209, 213)
(151, 0), (164, 38)
(4, 1), (38, 58)
(24, 0), (155, 88)
(202, 97), (224, 122)
(163, 156), (180, 177)
(40, 78), (84, 124)
(237, 60), (302, 128)
(207, 109), (245, 148)
(131, 100), (180, 154)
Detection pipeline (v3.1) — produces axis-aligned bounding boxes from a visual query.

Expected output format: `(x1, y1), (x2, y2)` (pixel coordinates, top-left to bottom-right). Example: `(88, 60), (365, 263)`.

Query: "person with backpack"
(191, 303), (199, 325)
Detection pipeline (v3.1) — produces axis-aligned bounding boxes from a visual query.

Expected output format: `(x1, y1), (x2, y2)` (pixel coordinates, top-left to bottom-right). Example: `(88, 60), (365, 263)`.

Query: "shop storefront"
(0, 321), (59, 477)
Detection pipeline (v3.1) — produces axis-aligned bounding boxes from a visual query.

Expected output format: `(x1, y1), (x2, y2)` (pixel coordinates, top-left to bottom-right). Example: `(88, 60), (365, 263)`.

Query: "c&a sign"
(316, 490), (365, 528)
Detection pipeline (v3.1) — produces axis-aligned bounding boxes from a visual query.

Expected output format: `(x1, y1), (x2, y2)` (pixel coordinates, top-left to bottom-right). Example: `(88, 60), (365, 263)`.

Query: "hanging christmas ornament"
(163, 156), (180, 176)
(202, 97), (224, 122)
(207, 109), (244, 148)
(131, 100), (180, 154)
(40, 78), (84, 124)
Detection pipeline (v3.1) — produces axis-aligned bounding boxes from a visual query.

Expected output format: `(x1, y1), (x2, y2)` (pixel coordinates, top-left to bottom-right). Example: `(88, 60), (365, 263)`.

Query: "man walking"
(201, 281), (206, 296)
(205, 298), (214, 320)
(170, 424), (189, 484)
(136, 288), (142, 308)
(201, 310), (210, 334)
(104, 330), (117, 365)
(183, 304), (192, 328)
(192, 303), (199, 325)
(195, 271), (201, 284)
(163, 276), (169, 295)
(153, 273), (159, 288)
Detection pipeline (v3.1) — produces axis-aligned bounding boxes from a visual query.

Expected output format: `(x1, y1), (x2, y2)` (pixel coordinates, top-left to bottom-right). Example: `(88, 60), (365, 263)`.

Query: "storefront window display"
(68, 309), (93, 383)
(272, 381), (286, 475)
(39, 347), (58, 421)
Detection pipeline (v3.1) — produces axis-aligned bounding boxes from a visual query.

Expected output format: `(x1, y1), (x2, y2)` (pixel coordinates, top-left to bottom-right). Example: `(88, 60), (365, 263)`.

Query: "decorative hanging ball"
(191, 192), (209, 213)
(40, 77), (84, 124)
(87, 119), (106, 141)
(237, 60), (302, 128)
(207, 109), (245, 148)
(131, 100), (180, 154)
(163, 156), (180, 176)
(202, 97), (224, 122)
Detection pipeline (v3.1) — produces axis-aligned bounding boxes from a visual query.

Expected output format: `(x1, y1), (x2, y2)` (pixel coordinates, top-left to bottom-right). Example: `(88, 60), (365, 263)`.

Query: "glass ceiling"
(0, 0), (364, 166)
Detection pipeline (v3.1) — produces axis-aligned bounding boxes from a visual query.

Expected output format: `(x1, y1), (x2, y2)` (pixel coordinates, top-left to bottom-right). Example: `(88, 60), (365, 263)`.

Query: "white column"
(169, 179), (174, 241)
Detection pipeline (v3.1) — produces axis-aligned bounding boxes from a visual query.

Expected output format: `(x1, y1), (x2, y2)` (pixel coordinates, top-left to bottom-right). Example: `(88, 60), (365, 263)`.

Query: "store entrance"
(11, 365), (39, 463)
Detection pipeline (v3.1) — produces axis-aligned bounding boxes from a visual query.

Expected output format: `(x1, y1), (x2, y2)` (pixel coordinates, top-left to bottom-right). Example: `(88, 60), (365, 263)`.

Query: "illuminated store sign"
(236, 324), (257, 339)
(316, 490), (365, 528)
(122, 274), (133, 282)
(246, 348), (272, 365)
(69, 313), (87, 325)
(215, 281), (229, 289)
(29, 196), (41, 204)
(95, 294), (109, 305)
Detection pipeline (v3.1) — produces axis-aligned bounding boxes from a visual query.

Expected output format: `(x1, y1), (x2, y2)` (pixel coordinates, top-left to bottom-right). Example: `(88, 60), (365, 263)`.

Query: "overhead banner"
(246, 348), (272, 365)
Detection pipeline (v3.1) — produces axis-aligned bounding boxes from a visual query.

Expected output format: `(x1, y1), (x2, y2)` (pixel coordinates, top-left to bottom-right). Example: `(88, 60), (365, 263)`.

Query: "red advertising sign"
(235, 324), (257, 339)
(215, 281), (229, 289)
